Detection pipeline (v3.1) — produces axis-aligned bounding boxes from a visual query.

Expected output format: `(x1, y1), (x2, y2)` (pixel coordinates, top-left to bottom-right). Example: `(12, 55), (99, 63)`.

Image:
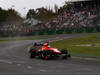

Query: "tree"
(7, 9), (22, 19)
(0, 9), (8, 22)
(26, 9), (36, 18)
(54, 4), (59, 13)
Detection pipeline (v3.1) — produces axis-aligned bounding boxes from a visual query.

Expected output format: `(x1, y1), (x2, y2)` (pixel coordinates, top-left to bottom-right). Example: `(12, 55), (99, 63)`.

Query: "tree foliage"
(26, 7), (57, 22)
(0, 8), (22, 22)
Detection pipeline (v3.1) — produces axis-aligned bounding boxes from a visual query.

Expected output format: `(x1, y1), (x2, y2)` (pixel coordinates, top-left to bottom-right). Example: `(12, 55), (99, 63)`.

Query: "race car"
(29, 42), (71, 60)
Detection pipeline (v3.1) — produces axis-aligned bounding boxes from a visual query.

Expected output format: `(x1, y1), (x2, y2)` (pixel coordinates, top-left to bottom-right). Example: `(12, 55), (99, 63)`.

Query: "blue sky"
(0, 0), (80, 17)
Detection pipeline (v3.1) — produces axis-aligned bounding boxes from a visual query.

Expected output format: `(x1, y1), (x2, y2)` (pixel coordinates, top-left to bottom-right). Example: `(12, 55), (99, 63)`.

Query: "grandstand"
(30, 0), (100, 34)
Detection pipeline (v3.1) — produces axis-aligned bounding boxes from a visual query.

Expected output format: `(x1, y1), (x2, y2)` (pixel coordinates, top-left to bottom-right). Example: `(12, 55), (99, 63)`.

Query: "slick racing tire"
(68, 54), (71, 58)
(30, 52), (36, 58)
(61, 49), (68, 59)
(62, 55), (67, 59)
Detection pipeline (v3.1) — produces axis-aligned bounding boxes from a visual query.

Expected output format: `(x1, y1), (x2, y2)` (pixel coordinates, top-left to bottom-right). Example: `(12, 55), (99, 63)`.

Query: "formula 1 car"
(29, 42), (71, 60)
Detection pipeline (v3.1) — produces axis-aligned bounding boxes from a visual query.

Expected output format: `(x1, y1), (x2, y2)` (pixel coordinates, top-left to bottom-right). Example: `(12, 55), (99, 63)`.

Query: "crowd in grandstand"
(41, 1), (100, 31)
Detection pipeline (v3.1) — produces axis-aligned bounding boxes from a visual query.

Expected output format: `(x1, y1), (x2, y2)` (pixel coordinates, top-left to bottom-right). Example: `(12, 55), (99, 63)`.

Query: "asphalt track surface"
(0, 34), (100, 75)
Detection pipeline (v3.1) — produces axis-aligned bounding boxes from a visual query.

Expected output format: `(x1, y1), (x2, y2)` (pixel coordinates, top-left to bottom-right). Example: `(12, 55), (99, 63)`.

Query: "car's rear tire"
(62, 55), (67, 59)
(61, 49), (69, 59)
(68, 54), (71, 57)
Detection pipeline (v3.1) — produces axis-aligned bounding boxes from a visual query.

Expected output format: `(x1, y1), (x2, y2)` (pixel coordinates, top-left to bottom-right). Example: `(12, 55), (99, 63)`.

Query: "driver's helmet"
(34, 42), (37, 46)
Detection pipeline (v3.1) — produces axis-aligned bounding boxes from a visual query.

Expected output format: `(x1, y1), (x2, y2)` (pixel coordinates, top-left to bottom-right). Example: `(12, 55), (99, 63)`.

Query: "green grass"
(0, 40), (10, 42)
(50, 33), (100, 58)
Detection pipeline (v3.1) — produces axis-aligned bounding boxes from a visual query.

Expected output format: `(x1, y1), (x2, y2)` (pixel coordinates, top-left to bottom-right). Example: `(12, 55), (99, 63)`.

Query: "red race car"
(29, 42), (71, 60)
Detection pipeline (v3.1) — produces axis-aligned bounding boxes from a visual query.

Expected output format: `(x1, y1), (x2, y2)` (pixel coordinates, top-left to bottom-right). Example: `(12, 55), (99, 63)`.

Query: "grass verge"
(50, 33), (100, 58)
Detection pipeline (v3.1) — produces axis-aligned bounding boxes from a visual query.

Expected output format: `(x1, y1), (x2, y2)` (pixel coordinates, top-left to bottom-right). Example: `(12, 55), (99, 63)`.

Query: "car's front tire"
(30, 52), (36, 58)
